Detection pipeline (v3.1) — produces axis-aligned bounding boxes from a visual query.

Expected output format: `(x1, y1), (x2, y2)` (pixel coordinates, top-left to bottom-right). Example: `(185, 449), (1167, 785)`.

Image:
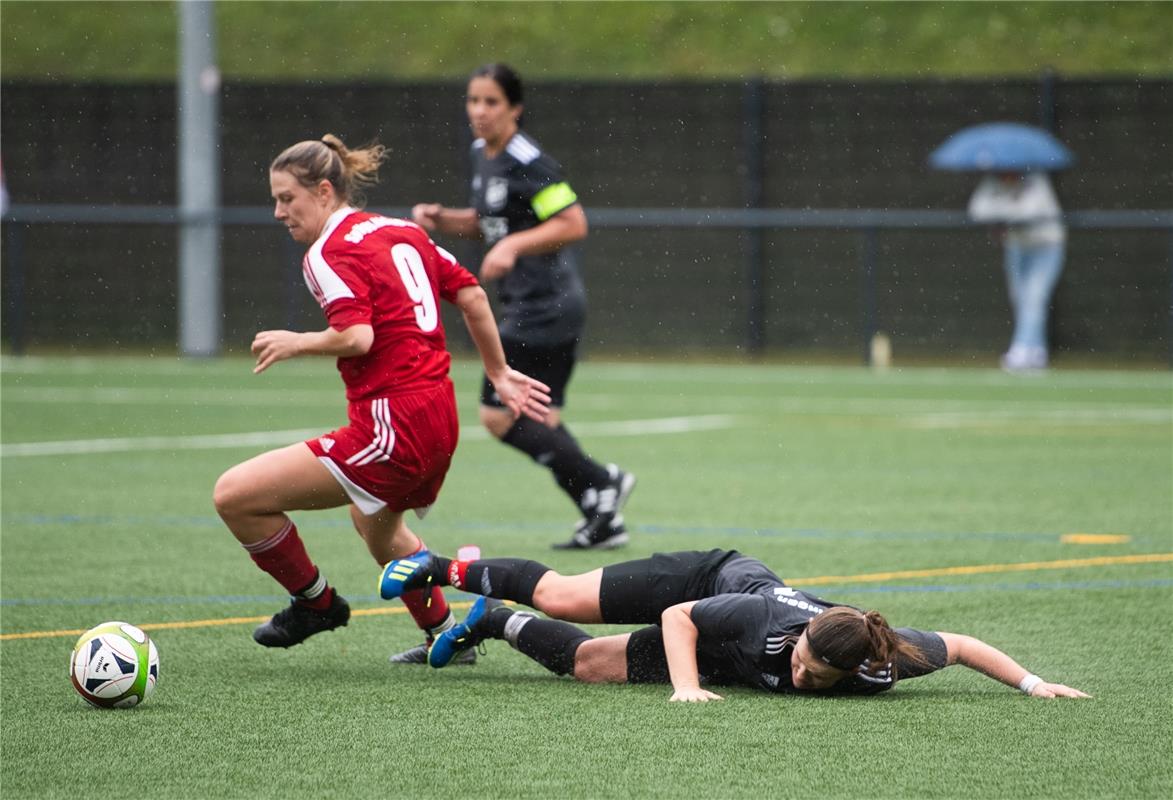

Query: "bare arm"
(661, 601), (724, 703)
(412, 204), (481, 239)
(480, 205), (589, 282)
(938, 632), (1090, 699)
(454, 284), (550, 422)
(251, 324), (373, 374)
(502, 204), (588, 257)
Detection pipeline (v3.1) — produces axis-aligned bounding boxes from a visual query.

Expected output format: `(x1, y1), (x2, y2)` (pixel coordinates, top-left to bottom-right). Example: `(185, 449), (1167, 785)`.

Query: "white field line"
(0, 414), (738, 458)
(4, 355), (1170, 391)
(902, 408), (1173, 428)
(5, 386), (1169, 422)
(2, 386), (341, 405)
(561, 362), (1173, 391)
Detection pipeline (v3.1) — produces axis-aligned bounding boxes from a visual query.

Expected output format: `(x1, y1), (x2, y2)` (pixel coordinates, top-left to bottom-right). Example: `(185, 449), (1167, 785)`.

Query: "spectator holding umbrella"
(968, 171), (1066, 371)
(931, 123), (1073, 372)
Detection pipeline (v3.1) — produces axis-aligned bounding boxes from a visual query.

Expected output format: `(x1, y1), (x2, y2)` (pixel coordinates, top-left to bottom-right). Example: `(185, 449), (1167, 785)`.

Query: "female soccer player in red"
(213, 134), (550, 654)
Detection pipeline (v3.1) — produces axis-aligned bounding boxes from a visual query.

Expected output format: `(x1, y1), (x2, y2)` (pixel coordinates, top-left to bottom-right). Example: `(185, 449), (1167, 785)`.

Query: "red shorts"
(305, 379), (460, 516)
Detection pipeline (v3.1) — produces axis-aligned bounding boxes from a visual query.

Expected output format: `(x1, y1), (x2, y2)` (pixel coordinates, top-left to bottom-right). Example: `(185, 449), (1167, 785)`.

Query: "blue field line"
(0, 512), (1139, 545)
(632, 523), (1068, 543)
(812, 577), (1173, 595)
(3, 577), (1170, 608)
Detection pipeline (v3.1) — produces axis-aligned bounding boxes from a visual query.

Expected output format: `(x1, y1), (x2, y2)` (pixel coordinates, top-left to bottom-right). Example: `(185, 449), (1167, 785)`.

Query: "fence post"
(177, 0), (222, 356)
(742, 77), (766, 353)
(3, 223), (27, 354)
(859, 227), (879, 366)
(1038, 67), (1057, 131)
(283, 234), (303, 331)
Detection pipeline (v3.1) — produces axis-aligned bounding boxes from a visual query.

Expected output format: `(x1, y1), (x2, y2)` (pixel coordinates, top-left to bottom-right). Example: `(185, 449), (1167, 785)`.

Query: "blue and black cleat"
(427, 596), (505, 668)
(378, 553), (434, 600)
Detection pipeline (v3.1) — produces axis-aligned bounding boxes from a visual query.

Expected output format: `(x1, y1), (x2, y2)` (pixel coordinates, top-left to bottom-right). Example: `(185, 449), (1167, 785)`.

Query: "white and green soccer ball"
(69, 621), (159, 708)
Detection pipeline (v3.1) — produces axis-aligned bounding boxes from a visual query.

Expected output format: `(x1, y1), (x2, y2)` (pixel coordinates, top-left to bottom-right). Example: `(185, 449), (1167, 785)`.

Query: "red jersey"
(302, 207), (479, 402)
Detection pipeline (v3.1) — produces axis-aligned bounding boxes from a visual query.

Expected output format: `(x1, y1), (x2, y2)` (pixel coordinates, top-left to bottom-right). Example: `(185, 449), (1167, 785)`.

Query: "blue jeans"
(1003, 240), (1065, 353)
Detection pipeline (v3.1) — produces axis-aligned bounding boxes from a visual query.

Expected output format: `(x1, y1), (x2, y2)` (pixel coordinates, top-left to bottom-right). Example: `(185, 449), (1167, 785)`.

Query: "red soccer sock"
(243, 520), (333, 610)
(401, 585), (451, 632)
(444, 559), (471, 589)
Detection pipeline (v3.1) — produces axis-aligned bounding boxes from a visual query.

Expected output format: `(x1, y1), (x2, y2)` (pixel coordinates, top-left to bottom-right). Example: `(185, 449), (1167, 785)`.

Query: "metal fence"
(3, 76), (1171, 361)
(5, 203), (1169, 362)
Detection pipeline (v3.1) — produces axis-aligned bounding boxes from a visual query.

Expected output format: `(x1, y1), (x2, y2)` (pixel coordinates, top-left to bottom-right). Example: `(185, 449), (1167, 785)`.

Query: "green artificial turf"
(2, 356), (1171, 798)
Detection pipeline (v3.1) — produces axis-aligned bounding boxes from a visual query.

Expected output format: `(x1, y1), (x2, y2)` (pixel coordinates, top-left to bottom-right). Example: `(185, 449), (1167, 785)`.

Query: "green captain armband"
(531, 182), (578, 221)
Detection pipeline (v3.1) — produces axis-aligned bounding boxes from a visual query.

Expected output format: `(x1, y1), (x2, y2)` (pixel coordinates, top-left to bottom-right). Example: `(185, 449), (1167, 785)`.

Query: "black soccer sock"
(428, 555), (453, 585)
(501, 418), (610, 507)
(504, 613), (592, 677)
(551, 424), (612, 500)
(462, 558), (550, 607)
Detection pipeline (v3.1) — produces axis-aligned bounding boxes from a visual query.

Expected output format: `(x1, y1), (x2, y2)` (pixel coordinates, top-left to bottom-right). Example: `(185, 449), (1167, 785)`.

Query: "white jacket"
(968, 173), (1066, 246)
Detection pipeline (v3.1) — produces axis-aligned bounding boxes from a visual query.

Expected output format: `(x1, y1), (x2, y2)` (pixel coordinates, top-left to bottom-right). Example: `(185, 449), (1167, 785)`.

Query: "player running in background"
(213, 134), (550, 659)
(379, 549), (1090, 702)
(411, 63), (635, 553)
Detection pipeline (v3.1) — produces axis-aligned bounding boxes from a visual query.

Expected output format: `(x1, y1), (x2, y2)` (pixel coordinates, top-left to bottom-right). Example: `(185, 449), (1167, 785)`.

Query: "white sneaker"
(1000, 346), (1046, 373)
(1024, 347), (1049, 369)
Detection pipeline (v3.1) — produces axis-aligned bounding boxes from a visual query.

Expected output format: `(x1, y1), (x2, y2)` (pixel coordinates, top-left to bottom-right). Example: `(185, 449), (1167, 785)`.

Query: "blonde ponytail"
(271, 134), (388, 208)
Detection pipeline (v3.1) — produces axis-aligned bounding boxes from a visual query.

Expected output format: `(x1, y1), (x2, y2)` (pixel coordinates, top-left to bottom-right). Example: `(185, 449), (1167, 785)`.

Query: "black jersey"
(469, 131), (587, 345)
(689, 555), (948, 695)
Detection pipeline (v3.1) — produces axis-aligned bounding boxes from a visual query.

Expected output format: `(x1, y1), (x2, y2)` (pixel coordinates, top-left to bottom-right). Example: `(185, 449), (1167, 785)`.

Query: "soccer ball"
(69, 621), (159, 708)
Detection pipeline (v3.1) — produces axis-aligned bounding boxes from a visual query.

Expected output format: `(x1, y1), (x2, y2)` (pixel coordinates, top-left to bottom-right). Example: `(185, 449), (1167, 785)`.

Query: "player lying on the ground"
(379, 548), (1090, 702)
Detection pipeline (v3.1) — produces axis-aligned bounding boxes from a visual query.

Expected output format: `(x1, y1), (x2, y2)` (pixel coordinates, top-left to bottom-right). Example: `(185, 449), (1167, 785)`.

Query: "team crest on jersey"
(485, 177), (509, 211)
(318, 437), (335, 452)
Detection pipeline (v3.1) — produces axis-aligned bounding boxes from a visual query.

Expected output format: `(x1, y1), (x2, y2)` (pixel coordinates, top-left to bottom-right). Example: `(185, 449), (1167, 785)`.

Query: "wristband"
(1018, 674), (1044, 695)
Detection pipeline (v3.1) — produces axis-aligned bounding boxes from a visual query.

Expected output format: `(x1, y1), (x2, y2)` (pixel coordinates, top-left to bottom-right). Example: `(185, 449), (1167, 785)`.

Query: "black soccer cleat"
(555, 465), (636, 549)
(553, 516), (631, 550)
(574, 465), (635, 543)
(253, 593), (350, 648)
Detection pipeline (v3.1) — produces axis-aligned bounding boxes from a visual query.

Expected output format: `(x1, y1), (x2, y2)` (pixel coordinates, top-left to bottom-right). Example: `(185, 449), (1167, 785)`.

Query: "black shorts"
(480, 338), (578, 409)
(625, 626), (670, 684)
(624, 625), (742, 686)
(598, 549), (740, 625)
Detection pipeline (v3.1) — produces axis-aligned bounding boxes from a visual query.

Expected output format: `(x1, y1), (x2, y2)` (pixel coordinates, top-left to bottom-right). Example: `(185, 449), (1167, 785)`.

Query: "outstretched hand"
(251, 330), (302, 374)
(1030, 682), (1091, 699)
(411, 203), (442, 232)
(490, 368), (552, 423)
(669, 687), (724, 703)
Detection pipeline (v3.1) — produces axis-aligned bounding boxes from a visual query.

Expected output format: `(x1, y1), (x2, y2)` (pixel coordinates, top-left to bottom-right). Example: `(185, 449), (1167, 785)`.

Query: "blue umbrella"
(929, 122), (1074, 172)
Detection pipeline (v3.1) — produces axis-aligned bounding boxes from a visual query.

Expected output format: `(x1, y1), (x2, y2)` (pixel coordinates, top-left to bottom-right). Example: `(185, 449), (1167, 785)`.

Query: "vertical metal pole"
(742, 78), (766, 353)
(178, 0), (221, 356)
(1038, 68), (1057, 131)
(1168, 228), (1173, 369)
(4, 223), (27, 354)
(859, 227), (878, 365)
(283, 234), (302, 331)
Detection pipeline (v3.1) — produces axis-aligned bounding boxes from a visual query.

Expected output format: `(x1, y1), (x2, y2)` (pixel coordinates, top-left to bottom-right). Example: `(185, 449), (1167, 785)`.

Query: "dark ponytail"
(806, 607), (929, 677)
